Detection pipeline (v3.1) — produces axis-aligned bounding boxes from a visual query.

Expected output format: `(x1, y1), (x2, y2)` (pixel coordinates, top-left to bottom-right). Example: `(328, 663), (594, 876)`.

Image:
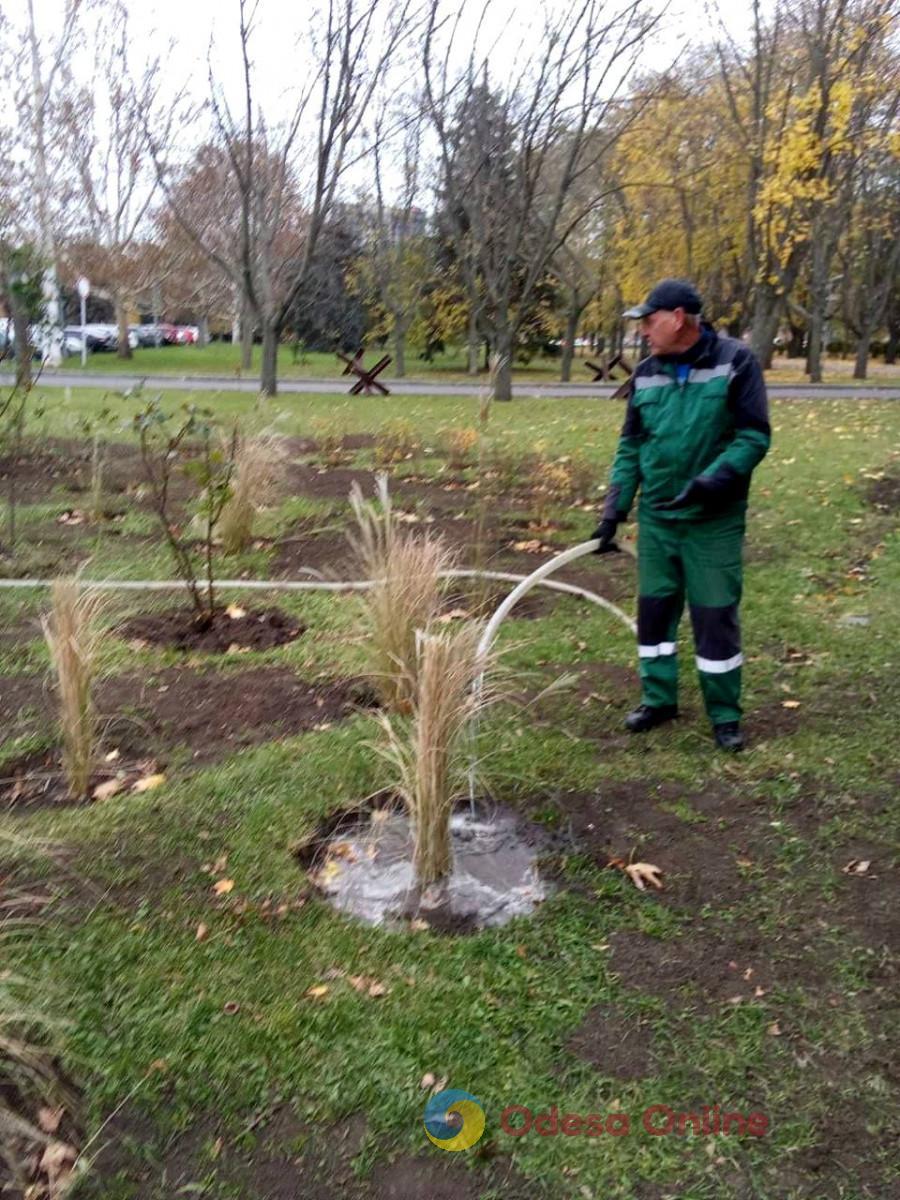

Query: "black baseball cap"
(623, 279), (703, 319)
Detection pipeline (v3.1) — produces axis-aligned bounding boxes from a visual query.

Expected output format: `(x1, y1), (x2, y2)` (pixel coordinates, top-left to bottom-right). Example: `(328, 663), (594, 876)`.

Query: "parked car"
(63, 329), (86, 356)
(65, 324), (114, 352)
(174, 325), (199, 345)
(142, 322), (179, 345)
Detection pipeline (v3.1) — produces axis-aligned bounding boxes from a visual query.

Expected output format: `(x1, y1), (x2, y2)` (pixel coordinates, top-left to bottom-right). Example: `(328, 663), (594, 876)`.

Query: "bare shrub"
(311, 419), (351, 468)
(373, 418), (422, 468)
(439, 426), (478, 470)
(218, 430), (287, 554)
(134, 396), (238, 627)
(349, 474), (454, 711)
(40, 579), (105, 800)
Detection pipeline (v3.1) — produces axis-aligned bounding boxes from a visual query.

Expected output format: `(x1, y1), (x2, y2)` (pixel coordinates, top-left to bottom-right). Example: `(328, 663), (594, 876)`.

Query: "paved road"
(11, 369), (900, 400)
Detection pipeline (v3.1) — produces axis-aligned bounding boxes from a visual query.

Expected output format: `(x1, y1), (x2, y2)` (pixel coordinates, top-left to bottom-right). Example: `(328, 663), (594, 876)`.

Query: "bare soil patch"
(536, 781), (769, 911)
(100, 666), (378, 764)
(865, 474), (900, 512)
(607, 926), (830, 1013)
(119, 605), (305, 652)
(566, 1004), (657, 1079)
(1, 668), (378, 810)
(84, 1105), (539, 1200)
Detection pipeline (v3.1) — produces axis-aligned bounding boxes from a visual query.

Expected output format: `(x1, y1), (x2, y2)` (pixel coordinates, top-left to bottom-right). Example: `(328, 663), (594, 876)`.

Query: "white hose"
(467, 538), (635, 803)
(0, 563), (635, 630)
(0, 551), (636, 808)
(475, 540), (635, 667)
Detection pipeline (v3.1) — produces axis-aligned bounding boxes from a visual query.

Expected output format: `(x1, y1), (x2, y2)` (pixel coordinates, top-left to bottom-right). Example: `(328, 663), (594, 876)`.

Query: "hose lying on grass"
(0, 552), (636, 636)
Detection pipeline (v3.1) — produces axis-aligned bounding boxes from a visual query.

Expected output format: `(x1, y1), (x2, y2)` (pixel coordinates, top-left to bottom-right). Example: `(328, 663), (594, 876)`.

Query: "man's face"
(640, 308), (686, 355)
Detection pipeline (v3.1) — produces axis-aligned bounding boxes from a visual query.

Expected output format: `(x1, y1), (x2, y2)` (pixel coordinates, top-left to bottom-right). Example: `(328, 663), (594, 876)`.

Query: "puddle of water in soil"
(314, 807), (550, 929)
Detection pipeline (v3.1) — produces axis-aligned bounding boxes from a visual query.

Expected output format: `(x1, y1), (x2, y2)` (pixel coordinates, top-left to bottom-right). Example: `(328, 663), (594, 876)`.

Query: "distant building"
(335, 201), (429, 243)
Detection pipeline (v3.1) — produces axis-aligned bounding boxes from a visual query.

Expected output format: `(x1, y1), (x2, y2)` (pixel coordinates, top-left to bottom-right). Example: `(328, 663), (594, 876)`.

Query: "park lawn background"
(5, 340), (900, 387)
(1, 387), (898, 1199)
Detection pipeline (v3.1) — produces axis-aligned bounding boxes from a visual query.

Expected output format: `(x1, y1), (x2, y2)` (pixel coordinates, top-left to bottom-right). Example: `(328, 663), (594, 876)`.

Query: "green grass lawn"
(1, 386), (898, 1199)
(9, 341), (899, 387)
(28, 341), (576, 385)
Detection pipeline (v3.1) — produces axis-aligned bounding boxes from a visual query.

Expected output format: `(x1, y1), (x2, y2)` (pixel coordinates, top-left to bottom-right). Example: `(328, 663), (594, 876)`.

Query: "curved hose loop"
(473, 540), (635, 698)
(466, 538), (636, 803)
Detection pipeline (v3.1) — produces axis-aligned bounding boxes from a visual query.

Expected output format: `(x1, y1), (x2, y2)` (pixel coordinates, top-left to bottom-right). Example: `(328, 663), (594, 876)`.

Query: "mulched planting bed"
(119, 605), (305, 652)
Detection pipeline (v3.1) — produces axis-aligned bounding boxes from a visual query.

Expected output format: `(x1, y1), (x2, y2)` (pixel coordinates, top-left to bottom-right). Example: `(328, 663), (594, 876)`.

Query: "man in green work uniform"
(592, 279), (770, 751)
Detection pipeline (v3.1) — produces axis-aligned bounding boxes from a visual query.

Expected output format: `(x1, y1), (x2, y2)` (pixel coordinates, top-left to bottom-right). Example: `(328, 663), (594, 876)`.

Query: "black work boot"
(624, 704), (678, 733)
(713, 721), (745, 752)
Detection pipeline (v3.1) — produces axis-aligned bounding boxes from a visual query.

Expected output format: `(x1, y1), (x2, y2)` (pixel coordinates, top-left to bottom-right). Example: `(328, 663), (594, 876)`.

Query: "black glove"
(590, 518), (620, 554)
(655, 478), (709, 511)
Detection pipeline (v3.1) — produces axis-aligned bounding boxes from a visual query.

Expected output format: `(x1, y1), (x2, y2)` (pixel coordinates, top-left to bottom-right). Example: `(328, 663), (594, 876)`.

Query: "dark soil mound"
(120, 606), (305, 652)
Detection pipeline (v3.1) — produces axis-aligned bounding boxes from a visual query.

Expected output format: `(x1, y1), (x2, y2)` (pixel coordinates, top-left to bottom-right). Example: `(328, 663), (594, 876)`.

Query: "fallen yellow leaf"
(37, 1107), (64, 1134)
(225, 604), (247, 619)
(213, 879), (235, 895)
(306, 984), (329, 999)
(781, 700), (801, 709)
(132, 773), (166, 793)
(624, 862), (664, 891)
(195, 923), (210, 941)
(93, 778), (123, 801)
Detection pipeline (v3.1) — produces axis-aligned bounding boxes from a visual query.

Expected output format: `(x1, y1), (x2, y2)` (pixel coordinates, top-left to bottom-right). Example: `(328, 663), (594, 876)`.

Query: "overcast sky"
(15, 0), (764, 211)
(23, 0), (761, 119)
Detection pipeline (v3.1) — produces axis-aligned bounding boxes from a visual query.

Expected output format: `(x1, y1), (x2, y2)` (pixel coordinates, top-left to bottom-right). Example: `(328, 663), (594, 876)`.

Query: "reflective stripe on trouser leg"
(637, 519), (685, 710)
(689, 601), (742, 724)
(682, 511), (746, 725)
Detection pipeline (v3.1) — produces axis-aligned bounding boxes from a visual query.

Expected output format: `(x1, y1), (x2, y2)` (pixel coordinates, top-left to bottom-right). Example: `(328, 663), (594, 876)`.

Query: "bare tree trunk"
(805, 227), (838, 383)
(853, 327), (874, 380)
(197, 315), (210, 347)
(492, 316), (513, 402)
(393, 321), (406, 378)
(886, 321), (899, 364)
(260, 320), (279, 395)
(806, 309), (824, 382)
(115, 295), (133, 360)
(466, 307), (479, 375)
(9, 294), (32, 390)
(240, 297), (254, 370)
(750, 283), (781, 368)
(560, 305), (582, 382)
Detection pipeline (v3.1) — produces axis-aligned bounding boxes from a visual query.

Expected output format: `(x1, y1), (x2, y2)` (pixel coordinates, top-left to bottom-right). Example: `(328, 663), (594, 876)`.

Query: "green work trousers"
(636, 509), (745, 725)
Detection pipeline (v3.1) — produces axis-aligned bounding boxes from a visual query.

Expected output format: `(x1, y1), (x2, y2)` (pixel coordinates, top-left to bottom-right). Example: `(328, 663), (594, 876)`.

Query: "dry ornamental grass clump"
(350, 475), (455, 712)
(218, 429), (287, 554)
(374, 624), (490, 887)
(40, 579), (106, 800)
